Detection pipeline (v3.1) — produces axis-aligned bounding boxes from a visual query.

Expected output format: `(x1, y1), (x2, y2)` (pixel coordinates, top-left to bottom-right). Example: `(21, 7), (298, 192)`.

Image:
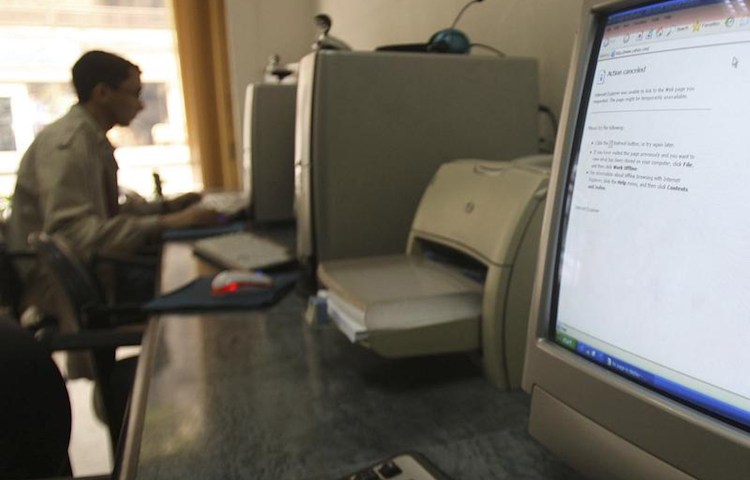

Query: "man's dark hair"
(72, 50), (141, 103)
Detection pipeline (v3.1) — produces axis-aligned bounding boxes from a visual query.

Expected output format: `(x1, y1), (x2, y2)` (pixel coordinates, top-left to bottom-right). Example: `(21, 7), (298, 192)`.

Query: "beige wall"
(315, 0), (584, 117)
(224, 0), (585, 160)
(224, 0), (316, 164)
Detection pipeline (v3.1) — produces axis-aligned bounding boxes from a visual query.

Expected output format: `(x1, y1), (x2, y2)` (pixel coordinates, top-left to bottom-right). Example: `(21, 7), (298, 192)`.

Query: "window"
(0, 98), (15, 151)
(0, 0), (197, 201)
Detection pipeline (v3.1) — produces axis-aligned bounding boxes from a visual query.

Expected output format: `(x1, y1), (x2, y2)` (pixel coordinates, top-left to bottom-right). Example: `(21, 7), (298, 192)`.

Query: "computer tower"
(242, 83), (296, 224)
(294, 50), (539, 273)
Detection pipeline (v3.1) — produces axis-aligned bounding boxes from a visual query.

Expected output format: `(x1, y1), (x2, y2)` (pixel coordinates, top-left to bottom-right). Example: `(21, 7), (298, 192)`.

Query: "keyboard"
(199, 191), (249, 217)
(192, 231), (294, 271)
(340, 452), (450, 480)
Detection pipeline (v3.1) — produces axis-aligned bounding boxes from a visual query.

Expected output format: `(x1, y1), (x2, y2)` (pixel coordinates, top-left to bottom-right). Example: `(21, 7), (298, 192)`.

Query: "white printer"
(317, 156), (551, 389)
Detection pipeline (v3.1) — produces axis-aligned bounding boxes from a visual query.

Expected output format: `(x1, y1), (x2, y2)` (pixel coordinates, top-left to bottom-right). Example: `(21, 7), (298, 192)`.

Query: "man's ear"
(90, 82), (112, 103)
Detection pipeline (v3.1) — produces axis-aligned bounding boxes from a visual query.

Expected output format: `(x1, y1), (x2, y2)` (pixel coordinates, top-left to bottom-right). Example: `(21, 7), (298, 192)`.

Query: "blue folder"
(145, 271), (298, 312)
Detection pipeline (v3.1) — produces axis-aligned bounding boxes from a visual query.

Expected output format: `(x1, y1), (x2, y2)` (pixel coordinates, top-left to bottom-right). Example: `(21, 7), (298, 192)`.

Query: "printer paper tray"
(327, 291), (369, 343)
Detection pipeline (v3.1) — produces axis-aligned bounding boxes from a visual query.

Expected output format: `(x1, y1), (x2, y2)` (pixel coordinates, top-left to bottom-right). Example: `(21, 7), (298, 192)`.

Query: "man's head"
(72, 50), (144, 130)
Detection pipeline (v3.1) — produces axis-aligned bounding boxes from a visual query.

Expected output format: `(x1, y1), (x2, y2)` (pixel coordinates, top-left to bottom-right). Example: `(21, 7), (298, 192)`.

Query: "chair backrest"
(0, 221), (25, 318)
(0, 316), (72, 478)
(0, 241), (23, 318)
(31, 234), (143, 448)
(30, 232), (104, 328)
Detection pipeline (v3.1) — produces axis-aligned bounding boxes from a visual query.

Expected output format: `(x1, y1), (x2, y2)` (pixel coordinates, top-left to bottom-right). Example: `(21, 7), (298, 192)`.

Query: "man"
(7, 50), (219, 327)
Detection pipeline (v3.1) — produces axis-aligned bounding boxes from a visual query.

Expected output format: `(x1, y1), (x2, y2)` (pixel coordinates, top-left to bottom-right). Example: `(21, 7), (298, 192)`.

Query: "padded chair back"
(0, 240), (24, 318)
(30, 234), (141, 451)
(0, 316), (72, 478)
(0, 220), (29, 319)
(30, 232), (104, 328)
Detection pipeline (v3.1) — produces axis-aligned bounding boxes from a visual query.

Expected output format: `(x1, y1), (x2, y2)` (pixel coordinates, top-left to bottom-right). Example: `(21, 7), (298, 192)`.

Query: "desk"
(119, 242), (582, 479)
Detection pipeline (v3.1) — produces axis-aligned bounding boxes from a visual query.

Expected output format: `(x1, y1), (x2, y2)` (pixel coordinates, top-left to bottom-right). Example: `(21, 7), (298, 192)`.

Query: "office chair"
(29, 233), (152, 328)
(0, 238), (27, 318)
(0, 315), (137, 480)
(0, 221), (35, 320)
(0, 316), (72, 479)
(29, 232), (146, 450)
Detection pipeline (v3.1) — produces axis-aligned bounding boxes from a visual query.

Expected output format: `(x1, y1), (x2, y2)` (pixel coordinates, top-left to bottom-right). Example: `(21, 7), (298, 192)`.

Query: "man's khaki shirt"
(8, 104), (162, 318)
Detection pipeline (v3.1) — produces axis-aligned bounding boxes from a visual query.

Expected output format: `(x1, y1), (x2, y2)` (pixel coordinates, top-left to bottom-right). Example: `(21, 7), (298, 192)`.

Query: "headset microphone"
(312, 14), (352, 51)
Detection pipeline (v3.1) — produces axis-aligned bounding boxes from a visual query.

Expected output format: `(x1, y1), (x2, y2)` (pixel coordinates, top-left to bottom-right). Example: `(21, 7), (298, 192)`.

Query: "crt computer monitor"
(522, 0), (750, 479)
(242, 83), (296, 224)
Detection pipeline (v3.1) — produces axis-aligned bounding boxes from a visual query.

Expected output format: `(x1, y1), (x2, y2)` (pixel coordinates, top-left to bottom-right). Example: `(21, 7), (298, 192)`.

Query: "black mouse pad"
(145, 271), (298, 312)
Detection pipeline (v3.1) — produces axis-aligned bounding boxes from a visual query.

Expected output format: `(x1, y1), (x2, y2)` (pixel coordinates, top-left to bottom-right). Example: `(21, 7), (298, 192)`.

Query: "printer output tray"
(318, 254), (483, 357)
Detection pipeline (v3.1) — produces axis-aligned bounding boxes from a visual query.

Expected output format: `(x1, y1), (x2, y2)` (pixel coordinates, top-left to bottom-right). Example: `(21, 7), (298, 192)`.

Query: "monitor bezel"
(551, 0), (750, 433)
(522, 0), (750, 478)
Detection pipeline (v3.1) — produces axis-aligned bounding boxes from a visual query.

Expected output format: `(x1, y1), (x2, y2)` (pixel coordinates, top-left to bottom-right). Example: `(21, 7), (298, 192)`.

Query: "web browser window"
(555, 0), (750, 429)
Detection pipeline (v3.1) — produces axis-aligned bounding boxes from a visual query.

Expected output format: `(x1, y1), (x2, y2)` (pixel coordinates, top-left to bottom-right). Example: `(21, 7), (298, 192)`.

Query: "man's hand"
(159, 203), (223, 230)
(164, 192), (203, 212)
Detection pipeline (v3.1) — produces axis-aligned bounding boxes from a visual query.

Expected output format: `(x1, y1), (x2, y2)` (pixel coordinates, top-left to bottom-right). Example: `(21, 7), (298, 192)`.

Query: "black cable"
(469, 43), (506, 57)
(538, 104), (559, 134)
(538, 104), (559, 153)
(451, 0), (483, 28)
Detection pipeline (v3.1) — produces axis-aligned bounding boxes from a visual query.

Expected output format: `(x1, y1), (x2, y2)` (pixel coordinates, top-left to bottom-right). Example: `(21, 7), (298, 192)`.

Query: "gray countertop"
(124, 243), (582, 480)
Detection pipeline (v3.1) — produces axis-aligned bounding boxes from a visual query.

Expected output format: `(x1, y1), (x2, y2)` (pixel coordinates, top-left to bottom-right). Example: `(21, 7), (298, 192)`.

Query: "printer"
(317, 156), (551, 389)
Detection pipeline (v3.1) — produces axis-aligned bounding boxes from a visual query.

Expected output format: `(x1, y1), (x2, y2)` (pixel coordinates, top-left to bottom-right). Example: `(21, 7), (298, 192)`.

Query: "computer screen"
(560, 0), (750, 431)
(523, 0), (750, 478)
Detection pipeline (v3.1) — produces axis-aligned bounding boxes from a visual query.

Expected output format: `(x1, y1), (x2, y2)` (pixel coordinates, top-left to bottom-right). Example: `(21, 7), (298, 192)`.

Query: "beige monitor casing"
(242, 83), (296, 224)
(295, 50), (540, 273)
(522, 1), (750, 479)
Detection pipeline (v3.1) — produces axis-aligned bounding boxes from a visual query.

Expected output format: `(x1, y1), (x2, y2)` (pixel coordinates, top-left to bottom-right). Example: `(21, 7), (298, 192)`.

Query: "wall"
(223, 0), (585, 161)
(314, 0), (583, 121)
(224, 0), (316, 165)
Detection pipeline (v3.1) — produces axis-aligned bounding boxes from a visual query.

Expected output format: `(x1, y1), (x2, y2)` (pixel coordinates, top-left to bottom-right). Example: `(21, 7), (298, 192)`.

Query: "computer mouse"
(211, 270), (274, 296)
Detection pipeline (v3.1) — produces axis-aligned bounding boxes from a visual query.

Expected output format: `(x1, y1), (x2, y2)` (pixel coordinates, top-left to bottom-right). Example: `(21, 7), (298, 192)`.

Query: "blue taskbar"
(556, 331), (750, 430)
(608, 0), (731, 25)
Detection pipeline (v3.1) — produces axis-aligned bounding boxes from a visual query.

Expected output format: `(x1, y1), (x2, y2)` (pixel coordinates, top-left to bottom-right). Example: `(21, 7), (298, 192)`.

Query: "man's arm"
(120, 191), (203, 216)
(36, 140), (218, 259)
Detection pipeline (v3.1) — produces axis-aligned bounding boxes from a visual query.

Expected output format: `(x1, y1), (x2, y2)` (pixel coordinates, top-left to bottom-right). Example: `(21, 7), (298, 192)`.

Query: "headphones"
(427, 0), (484, 54)
(427, 28), (472, 54)
(376, 0), (485, 54)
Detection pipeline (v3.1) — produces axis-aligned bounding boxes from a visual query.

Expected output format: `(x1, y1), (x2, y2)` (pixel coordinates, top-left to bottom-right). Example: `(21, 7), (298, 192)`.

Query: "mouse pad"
(144, 271), (298, 312)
